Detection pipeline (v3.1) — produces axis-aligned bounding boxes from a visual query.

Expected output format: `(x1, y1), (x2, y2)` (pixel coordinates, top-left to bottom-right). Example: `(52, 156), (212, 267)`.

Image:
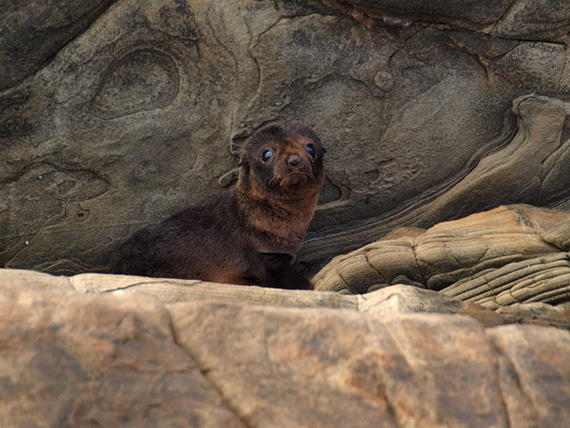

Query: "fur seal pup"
(109, 122), (325, 289)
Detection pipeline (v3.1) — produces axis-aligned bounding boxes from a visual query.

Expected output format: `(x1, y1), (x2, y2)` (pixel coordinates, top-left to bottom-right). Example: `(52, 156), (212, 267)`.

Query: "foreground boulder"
(1, 272), (569, 427)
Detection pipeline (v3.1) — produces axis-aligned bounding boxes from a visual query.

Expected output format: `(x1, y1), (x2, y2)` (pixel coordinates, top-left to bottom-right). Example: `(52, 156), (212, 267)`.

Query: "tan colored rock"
(443, 253), (570, 308)
(0, 276), (569, 427)
(172, 304), (508, 428)
(488, 325), (570, 428)
(0, 267), (491, 321)
(496, 302), (570, 330)
(6, 265), (570, 328)
(310, 227), (426, 293)
(415, 204), (570, 291)
(0, 280), (244, 428)
(313, 204), (570, 309)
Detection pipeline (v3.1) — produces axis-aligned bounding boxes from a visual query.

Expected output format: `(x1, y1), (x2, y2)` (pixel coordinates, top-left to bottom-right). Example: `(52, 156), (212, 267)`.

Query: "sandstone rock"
(0, 267), (459, 312)
(443, 253), (570, 308)
(4, 2), (570, 426)
(328, 0), (570, 40)
(487, 325), (570, 428)
(5, 266), (570, 329)
(3, 1), (570, 276)
(0, 276), (569, 428)
(300, 94), (570, 265)
(0, 280), (244, 428)
(496, 302), (570, 331)
(313, 204), (570, 310)
(172, 304), (510, 428)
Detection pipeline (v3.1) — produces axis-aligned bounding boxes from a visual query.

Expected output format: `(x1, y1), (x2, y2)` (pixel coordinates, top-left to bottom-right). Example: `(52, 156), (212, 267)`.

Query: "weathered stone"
(541, 219), (570, 251)
(444, 253), (570, 308)
(0, 280), (244, 428)
(4, 2), (570, 426)
(3, 1), (570, 276)
(172, 304), (508, 428)
(301, 94), (570, 264)
(311, 229), (425, 293)
(0, 0), (115, 91)
(7, 267), (570, 330)
(488, 325), (570, 428)
(496, 302), (570, 330)
(313, 204), (570, 309)
(327, 0), (570, 41)
(414, 203), (570, 290)
(0, 276), (569, 427)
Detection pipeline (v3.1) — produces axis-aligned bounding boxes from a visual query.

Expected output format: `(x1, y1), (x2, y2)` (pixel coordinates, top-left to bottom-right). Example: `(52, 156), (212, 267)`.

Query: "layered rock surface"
(1, 270), (570, 428)
(3, 0), (570, 275)
(313, 204), (570, 309)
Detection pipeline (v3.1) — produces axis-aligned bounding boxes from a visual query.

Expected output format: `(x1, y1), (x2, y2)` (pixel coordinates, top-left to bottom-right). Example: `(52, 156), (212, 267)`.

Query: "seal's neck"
(235, 173), (320, 255)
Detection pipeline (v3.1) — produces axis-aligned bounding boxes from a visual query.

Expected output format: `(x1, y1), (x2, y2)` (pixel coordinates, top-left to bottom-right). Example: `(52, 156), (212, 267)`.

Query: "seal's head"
(238, 123), (325, 200)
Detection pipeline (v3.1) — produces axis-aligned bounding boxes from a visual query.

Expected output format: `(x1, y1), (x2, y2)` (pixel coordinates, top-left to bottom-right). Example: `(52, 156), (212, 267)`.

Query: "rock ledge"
(1, 269), (569, 427)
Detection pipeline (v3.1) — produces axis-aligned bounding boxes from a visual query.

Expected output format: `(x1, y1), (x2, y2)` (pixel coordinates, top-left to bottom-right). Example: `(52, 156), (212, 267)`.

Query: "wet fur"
(109, 122), (325, 289)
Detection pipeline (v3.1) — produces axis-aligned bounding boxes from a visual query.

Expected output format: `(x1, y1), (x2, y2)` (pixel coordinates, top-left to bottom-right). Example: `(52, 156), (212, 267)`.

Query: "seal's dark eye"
(305, 144), (316, 157)
(261, 149), (275, 163)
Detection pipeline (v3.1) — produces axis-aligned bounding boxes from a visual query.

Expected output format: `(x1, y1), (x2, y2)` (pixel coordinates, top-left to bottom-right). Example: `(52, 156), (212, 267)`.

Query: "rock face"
(2, 0), (570, 275)
(1, 272), (570, 428)
(0, 280), (244, 428)
(313, 204), (570, 308)
(4, 3), (570, 426)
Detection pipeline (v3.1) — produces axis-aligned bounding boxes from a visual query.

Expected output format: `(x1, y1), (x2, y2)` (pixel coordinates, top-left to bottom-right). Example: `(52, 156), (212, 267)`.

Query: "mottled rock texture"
(1, 272), (569, 428)
(2, 0), (570, 275)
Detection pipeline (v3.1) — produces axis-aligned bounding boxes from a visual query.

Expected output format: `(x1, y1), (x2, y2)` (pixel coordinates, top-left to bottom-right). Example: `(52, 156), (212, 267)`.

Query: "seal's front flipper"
(253, 253), (312, 290)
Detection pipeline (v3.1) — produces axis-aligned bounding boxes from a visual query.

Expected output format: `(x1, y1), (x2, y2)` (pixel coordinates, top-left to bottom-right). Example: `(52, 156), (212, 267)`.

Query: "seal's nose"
(288, 154), (300, 166)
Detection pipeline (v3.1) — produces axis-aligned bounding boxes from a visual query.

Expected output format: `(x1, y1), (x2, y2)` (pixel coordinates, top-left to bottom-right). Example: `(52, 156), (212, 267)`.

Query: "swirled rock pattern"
(2, 1), (570, 275)
(313, 204), (570, 309)
(0, 272), (569, 428)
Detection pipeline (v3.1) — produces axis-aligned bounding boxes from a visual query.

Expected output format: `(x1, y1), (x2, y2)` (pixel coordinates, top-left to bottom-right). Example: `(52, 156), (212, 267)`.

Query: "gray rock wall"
(2, 0), (570, 274)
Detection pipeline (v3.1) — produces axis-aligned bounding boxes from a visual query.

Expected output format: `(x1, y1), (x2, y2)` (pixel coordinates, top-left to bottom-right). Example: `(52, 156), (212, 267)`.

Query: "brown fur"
(109, 122), (325, 289)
